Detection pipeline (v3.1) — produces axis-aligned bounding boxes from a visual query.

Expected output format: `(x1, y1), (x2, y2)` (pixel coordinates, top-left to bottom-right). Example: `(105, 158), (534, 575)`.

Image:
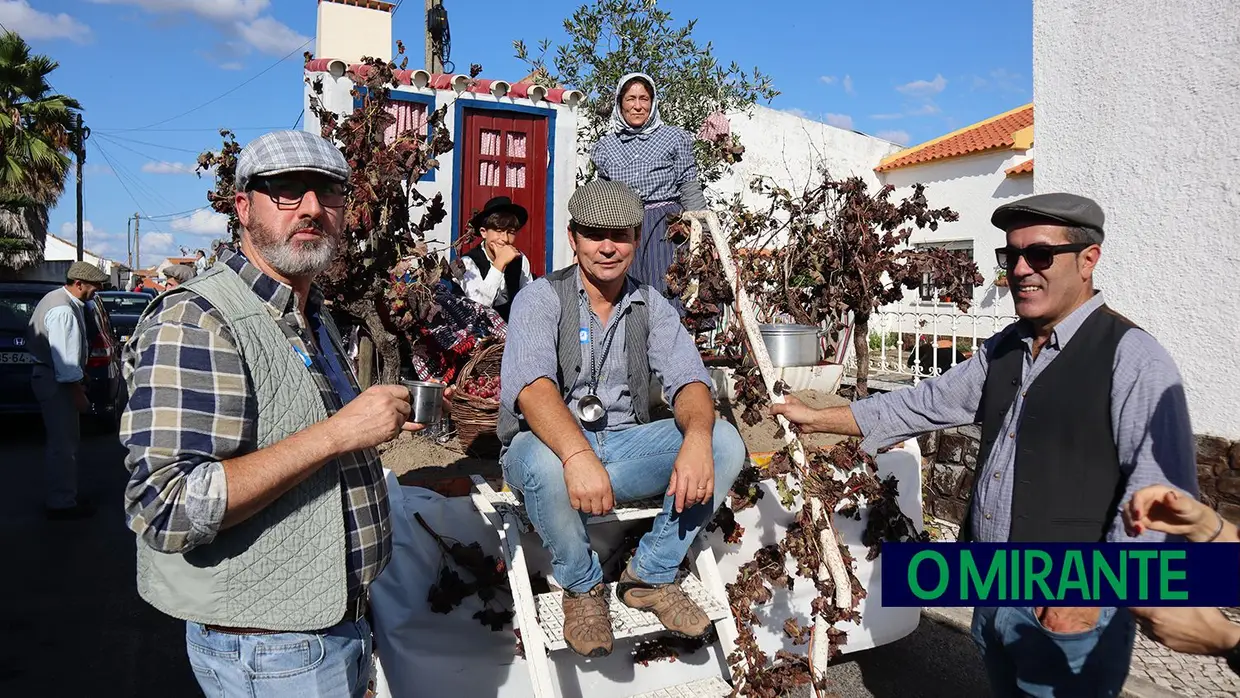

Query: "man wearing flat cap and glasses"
(497, 179), (746, 659)
(119, 130), (447, 697)
(26, 261), (110, 521)
(769, 192), (1198, 696)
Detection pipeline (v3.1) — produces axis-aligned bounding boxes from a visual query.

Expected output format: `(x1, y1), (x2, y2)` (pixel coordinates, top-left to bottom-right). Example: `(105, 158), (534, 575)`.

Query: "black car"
(95, 290), (154, 344)
(0, 281), (128, 431)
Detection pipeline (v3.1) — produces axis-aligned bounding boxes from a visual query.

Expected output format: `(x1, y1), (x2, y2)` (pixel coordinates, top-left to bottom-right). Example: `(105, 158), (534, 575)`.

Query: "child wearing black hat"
(460, 196), (535, 322)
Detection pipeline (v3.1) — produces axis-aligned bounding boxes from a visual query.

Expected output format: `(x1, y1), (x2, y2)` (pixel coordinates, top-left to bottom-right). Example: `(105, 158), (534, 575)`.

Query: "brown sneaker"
(561, 584), (613, 658)
(616, 566), (712, 639)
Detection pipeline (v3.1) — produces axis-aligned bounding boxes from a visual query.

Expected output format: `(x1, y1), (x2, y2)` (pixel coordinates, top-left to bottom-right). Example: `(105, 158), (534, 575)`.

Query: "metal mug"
(401, 380), (445, 425)
(576, 393), (605, 424)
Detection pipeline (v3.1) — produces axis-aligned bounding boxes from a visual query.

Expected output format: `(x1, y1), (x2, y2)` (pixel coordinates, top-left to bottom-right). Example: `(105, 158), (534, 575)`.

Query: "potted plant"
(994, 267), (1009, 288)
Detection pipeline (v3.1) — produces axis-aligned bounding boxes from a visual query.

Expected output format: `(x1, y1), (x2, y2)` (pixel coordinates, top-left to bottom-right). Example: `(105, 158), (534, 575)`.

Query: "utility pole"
(74, 113), (89, 261)
(133, 213), (140, 273)
(425, 0), (444, 73)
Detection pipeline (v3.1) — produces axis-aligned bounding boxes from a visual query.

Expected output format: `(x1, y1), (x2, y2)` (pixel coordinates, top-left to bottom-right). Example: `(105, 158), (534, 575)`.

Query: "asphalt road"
(0, 418), (992, 698)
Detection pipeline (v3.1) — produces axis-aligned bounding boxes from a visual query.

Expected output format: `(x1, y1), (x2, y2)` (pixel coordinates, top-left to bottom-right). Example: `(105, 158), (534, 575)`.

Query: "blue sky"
(3, 0), (1031, 268)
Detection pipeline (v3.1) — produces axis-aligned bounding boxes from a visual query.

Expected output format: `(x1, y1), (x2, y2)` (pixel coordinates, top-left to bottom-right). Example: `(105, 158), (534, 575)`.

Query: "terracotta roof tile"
(875, 104), (1033, 173)
(1005, 158), (1034, 176)
(305, 60), (583, 105)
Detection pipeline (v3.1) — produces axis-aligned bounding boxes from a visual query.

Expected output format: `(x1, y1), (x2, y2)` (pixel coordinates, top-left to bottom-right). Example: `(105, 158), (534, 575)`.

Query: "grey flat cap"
(568, 179), (644, 229)
(991, 192), (1106, 237)
(67, 261), (109, 285)
(163, 264), (196, 284)
(235, 130), (350, 192)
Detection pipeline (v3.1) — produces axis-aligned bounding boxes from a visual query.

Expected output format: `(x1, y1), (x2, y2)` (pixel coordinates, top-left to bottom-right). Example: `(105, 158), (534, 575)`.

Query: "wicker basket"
(451, 340), (505, 458)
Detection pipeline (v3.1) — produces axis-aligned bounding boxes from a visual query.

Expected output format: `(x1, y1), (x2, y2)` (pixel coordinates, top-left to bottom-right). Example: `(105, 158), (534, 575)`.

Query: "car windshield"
(98, 294), (151, 314)
(0, 292), (48, 332)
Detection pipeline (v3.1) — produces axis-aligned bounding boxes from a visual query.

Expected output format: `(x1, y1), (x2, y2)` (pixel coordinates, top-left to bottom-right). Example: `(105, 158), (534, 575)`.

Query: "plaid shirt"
(120, 247), (391, 600)
(590, 125), (708, 210)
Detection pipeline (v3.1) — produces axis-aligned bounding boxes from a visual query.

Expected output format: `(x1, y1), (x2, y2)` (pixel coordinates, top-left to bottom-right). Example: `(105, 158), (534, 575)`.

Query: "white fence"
(844, 306), (1018, 385)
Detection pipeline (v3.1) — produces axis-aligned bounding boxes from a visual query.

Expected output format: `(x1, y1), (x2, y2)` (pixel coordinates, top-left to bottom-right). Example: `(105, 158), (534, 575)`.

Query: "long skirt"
(631, 200), (683, 301)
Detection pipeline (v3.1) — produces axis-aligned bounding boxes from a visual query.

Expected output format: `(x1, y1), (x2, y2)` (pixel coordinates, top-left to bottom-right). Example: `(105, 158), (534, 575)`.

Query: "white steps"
(629, 677), (733, 697)
(469, 474), (665, 527)
(534, 574), (730, 651)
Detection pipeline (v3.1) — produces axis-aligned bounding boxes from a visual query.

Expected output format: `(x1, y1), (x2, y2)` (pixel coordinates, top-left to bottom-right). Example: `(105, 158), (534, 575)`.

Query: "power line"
(140, 205), (214, 221)
(92, 138), (176, 213)
(93, 132), (205, 175)
(291, 108), (304, 130)
(105, 37), (313, 132)
(92, 133), (205, 155)
(94, 126), (289, 133)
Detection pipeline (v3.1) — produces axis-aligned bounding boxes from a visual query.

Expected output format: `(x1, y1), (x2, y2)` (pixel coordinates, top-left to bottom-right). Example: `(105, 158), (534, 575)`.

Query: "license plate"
(120, 335), (130, 343)
(0, 351), (34, 364)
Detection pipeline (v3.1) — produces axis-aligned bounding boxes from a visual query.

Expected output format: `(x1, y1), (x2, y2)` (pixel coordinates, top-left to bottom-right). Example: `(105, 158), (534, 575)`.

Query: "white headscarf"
(610, 72), (663, 142)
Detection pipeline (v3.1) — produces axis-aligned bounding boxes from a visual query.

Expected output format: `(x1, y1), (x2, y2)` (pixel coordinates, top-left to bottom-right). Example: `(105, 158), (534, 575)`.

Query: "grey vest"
(133, 264), (350, 631)
(26, 287), (88, 374)
(497, 265), (653, 448)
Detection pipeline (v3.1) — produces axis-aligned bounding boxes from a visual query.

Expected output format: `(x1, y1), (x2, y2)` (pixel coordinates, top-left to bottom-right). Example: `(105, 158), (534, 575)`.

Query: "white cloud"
(140, 232), (178, 259)
(169, 209), (229, 237)
(824, 113), (854, 130)
(58, 220), (127, 260)
(972, 68), (1026, 94)
(218, 61), (245, 71)
(819, 75), (836, 85)
(0, 1), (92, 42)
(908, 103), (941, 116)
(877, 130), (912, 146)
(843, 75), (854, 95)
(87, 0), (308, 57)
(896, 74), (947, 97)
(783, 107), (811, 119)
(142, 161), (199, 175)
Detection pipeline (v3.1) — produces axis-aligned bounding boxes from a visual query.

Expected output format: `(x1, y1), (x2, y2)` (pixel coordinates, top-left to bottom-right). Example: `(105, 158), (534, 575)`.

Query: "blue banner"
(880, 542), (1240, 607)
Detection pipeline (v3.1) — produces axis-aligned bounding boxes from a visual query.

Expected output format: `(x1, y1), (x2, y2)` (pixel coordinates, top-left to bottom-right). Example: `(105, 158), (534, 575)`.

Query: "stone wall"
(919, 429), (1240, 527)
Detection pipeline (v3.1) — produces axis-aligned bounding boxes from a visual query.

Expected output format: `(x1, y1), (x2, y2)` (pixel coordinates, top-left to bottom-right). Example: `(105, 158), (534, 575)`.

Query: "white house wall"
(304, 73), (579, 272)
(43, 234), (121, 287)
(879, 150), (1035, 317)
(1034, 0), (1240, 440)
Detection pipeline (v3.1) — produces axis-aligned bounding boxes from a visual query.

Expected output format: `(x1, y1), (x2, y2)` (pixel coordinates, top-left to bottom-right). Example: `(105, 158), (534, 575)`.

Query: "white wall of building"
(315, 1), (392, 64)
(305, 73), (581, 271)
(1034, 0), (1240, 439)
(879, 150), (1035, 316)
(42, 234), (123, 287)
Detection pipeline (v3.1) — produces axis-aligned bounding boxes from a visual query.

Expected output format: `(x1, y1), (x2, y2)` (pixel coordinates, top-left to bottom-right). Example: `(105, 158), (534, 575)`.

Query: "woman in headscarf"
(590, 72), (707, 299)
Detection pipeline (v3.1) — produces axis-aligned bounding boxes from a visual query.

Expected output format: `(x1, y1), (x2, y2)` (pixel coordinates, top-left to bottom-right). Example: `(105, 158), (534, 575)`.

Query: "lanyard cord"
(583, 296), (622, 395)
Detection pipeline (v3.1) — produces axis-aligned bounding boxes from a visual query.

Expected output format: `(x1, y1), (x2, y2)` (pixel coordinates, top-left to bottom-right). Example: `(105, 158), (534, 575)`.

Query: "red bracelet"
(561, 448), (592, 466)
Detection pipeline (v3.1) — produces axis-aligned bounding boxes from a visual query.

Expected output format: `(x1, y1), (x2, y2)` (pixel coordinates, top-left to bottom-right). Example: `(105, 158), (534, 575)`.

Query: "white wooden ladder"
(469, 474), (738, 697)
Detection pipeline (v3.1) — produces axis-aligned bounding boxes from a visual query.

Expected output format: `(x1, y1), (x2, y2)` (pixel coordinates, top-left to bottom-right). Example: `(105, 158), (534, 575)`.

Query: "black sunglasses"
(250, 177), (350, 210)
(995, 243), (1093, 272)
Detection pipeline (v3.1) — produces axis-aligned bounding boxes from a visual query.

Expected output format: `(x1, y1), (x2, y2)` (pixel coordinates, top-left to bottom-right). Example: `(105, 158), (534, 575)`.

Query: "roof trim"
(875, 103), (1033, 173)
(1005, 158), (1034, 177)
(1010, 125), (1034, 150)
(45, 232), (118, 267)
(318, 0), (395, 12)
(305, 60), (584, 105)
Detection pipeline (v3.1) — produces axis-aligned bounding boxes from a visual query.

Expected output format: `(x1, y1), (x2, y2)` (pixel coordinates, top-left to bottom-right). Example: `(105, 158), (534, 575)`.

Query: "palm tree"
(0, 30), (82, 270)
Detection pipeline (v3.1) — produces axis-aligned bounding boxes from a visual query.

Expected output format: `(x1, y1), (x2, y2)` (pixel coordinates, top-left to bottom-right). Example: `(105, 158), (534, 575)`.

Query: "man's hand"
(1035, 606), (1102, 634)
(563, 450), (613, 516)
(72, 383), (90, 414)
(668, 432), (714, 513)
(770, 395), (823, 433)
(492, 244), (521, 271)
(1124, 484), (1217, 541)
(324, 384), (415, 454)
(1131, 606), (1240, 656)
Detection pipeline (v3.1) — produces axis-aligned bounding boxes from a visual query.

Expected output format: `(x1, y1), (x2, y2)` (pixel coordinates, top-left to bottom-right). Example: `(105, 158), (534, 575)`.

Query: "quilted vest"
(133, 264), (350, 631)
(26, 286), (88, 373)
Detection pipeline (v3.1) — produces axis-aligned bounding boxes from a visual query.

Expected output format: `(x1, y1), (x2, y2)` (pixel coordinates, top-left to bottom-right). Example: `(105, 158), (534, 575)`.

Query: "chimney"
(315, 0), (394, 64)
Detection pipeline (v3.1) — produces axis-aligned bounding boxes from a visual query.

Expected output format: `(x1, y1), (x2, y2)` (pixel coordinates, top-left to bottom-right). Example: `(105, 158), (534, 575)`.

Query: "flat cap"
(568, 179), (644, 229)
(235, 130), (351, 192)
(991, 192), (1106, 237)
(67, 261), (109, 285)
(163, 264), (196, 284)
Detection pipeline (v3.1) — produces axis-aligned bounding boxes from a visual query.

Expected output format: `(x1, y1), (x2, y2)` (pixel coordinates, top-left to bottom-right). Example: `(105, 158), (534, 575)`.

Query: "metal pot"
(402, 380), (445, 425)
(759, 323), (822, 367)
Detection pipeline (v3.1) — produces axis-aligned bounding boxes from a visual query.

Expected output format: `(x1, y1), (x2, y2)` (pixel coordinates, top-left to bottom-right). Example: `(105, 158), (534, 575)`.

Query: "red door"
(461, 109), (549, 275)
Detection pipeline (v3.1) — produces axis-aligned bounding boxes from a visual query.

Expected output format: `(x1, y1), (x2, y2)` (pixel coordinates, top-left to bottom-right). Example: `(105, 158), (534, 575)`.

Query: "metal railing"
(844, 306), (1018, 384)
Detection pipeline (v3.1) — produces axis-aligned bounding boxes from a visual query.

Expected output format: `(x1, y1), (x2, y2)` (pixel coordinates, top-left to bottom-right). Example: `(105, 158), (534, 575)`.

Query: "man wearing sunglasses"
(119, 130), (444, 697)
(771, 192), (1198, 697)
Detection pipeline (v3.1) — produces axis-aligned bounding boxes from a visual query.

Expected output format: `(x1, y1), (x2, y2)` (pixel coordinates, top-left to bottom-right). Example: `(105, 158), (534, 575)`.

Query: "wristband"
(561, 448), (592, 467)
(1205, 510), (1226, 542)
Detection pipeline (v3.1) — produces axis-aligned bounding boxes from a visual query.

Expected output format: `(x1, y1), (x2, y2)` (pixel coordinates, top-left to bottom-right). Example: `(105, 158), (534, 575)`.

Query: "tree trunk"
(853, 313), (870, 398)
(347, 299), (401, 386)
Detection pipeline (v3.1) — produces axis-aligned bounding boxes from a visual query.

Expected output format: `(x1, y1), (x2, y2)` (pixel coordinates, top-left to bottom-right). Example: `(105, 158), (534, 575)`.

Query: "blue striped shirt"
(500, 270), (712, 432)
(850, 292), (1199, 543)
(591, 125), (708, 210)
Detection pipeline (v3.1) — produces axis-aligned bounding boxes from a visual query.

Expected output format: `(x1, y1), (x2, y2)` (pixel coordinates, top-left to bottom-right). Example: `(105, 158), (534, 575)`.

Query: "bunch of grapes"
(462, 375), (500, 400)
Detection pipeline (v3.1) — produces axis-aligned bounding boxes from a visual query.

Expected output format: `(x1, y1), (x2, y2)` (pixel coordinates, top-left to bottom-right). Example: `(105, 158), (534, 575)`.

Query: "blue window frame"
(352, 88), (437, 182)
(449, 99), (557, 274)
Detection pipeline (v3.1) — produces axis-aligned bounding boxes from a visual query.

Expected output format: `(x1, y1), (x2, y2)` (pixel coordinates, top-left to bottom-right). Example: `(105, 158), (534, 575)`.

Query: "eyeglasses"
(251, 178), (350, 209)
(995, 243), (1093, 271)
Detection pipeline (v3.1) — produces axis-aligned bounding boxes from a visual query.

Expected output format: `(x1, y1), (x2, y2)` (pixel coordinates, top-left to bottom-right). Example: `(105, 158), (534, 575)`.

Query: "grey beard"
(250, 223), (338, 277)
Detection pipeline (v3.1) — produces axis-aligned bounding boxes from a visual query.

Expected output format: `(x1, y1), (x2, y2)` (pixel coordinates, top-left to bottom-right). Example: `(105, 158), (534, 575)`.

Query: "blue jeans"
(971, 606), (1135, 697)
(503, 418), (747, 593)
(185, 618), (372, 698)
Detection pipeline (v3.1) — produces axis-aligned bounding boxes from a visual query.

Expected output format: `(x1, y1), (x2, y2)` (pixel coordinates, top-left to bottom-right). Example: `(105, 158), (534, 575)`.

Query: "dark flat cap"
(568, 179), (644, 229)
(67, 261), (109, 285)
(991, 192), (1106, 236)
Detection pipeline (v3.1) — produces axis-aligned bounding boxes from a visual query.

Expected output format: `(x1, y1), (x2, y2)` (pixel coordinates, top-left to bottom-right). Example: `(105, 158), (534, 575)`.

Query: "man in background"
(26, 261), (110, 520)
